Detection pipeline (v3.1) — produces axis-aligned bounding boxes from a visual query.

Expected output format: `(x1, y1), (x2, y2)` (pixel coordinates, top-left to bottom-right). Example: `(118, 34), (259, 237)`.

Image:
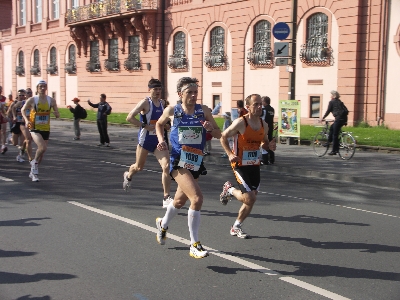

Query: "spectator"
(237, 100), (247, 117)
(88, 94), (111, 147)
(68, 97), (85, 140)
(261, 96), (275, 164)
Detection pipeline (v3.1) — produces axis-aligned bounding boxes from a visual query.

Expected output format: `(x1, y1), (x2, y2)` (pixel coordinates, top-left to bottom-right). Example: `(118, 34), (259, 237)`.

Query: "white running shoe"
(29, 172), (39, 182)
(189, 241), (209, 259)
(220, 181), (233, 205)
(16, 155), (25, 163)
(230, 225), (249, 239)
(162, 196), (173, 208)
(30, 159), (39, 175)
(156, 218), (167, 245)
(123, 171), (131, 191)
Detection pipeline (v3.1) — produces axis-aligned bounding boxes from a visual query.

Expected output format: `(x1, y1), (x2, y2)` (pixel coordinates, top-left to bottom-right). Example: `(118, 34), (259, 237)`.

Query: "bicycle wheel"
(338, 133), (356, 160)
(313, 132), (329, 157)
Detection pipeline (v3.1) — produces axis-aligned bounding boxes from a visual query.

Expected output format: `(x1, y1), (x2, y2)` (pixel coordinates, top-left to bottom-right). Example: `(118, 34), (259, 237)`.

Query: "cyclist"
(322, 90), (348, 155)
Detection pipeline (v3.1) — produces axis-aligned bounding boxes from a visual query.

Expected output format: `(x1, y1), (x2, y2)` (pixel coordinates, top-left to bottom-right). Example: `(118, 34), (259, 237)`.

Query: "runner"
(21, 80), (60, 181)
(219, 93), (276, 239)
(10, 89), (27, 162)
(154, 77), (222, 259)
(0, 86), (8, 154)
(122, 79), (173, 208)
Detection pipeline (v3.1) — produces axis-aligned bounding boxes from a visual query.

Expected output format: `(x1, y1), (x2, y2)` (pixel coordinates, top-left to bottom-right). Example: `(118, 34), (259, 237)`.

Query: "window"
(168, 31), (187, 70)
(46, 47), (58, 74)
(71, 0), (79, 8)
(86, 40), (101, 72)
(65, 45), (77, 74)
(204, 26), (226, 69)
(213, 95), (221, 109)
(19, 0), (26, 26)
(35, 0), (42, 23)
(16, 51), (25, 76)
(31, 49), (41, 75)
(299, 13), (333, 66)
(124, 36), (140, 70)
(105, 38), (119, 71)
(310, 96), (320, 118)
(247, 20), (273, 67)
(52, 0), (60, 19)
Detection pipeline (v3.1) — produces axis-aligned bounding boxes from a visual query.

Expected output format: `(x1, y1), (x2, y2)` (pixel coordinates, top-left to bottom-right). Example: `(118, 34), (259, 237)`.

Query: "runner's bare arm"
(51, 98), (60, 118)
(21, 97), (34, 125)
(220, 118), (245, 162)
(126, 98), (149, 126)
(156, 106), (174, 151)
(202, 104), (222, 139)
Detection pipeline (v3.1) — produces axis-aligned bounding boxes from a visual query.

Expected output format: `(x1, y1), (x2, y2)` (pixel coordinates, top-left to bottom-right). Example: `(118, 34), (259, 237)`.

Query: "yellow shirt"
(29, 96), (51, 131)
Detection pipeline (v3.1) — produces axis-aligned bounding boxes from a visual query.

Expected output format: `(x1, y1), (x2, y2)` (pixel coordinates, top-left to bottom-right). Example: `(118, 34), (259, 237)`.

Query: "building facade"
(1, 0), (399, 129)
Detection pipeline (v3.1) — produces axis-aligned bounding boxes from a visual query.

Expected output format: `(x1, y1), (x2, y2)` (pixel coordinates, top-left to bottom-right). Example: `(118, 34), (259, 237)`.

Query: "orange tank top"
(231, 115), (264, 167)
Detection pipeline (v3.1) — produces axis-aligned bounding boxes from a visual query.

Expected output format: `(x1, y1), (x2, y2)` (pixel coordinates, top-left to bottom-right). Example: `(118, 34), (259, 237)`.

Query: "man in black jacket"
(88, 94), (111, 146)
(261, 96), (275, 164)
(322, 90), (348, 155)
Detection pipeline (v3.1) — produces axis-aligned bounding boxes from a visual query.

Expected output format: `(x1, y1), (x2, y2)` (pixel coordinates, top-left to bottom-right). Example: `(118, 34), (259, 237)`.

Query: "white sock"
(188, 208), (201, 244)
(161, 201), (179, 229)
(233, 220), (241, 228)
(227, 187), (235, 195)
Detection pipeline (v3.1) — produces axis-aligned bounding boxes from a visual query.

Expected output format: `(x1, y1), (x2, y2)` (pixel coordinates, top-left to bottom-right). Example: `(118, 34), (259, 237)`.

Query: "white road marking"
(0, 176), (14, 182)
(68, 201), (351, 300)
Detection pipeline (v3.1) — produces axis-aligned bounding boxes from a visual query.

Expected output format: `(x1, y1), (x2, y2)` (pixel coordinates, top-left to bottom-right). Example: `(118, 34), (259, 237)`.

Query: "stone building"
(1, 0), (399, 128)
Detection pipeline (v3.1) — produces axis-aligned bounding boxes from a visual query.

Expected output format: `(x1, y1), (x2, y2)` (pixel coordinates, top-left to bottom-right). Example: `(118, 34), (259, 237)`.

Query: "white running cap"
(37, 79), (47, 86)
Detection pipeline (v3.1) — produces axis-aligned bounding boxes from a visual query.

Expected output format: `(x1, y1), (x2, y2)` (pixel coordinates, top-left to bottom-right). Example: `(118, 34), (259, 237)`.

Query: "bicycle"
(312, 120), (356, 160)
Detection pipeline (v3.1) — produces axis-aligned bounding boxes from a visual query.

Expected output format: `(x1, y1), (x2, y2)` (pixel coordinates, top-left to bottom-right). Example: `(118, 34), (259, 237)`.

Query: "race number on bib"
(178, 145), (204, 171)
(242, 148), (261, 165)
(35, 114), (49, 125)
(148, 120), (157, 135)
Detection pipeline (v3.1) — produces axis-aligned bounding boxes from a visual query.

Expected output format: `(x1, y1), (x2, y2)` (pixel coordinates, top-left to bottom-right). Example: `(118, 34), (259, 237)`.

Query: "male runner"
(219, 94), (276, 239)
(22, 80), (60, 181)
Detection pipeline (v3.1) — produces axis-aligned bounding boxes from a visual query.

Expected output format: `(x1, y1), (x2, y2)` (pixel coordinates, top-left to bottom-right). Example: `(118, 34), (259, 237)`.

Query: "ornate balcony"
(15, 66), (25, 76)
(204, 45), (228, 70)
(66, 0), (158, 24)
(299, 43), (334, 66)
(247, 49), (274, 68)
(124, 59), (141, 71)
(46, 64), (58, 75)
(65, 62), (77, 74)
(30, 66), (41, 76)
(86, 61), (101, 72)
(104, 59), (120, 71)
(168, 54), (188, 70)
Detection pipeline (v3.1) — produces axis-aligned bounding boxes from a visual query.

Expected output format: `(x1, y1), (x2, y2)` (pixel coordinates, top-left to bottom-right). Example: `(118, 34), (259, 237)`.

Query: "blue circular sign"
(273, 22), (290, 40)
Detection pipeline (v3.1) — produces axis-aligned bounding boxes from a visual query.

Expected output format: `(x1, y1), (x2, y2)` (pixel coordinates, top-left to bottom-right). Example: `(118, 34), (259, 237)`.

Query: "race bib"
(17, 115), (23, 122)
(148, 120), (157, 135)
(35, 114), (49, 125)
(178, 126), (203, 144)
(242, 147), (261, 165)
(178, 145), (204, 171)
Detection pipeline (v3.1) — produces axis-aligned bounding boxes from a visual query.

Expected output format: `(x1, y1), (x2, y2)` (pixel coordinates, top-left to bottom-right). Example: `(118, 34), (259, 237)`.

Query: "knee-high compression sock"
(161, 201), (179, 229)
(188, 208), (201, 244)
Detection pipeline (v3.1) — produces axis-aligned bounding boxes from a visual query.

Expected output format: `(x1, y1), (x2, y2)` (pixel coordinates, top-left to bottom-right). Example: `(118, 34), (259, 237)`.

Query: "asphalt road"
(0, 121), (399, 300)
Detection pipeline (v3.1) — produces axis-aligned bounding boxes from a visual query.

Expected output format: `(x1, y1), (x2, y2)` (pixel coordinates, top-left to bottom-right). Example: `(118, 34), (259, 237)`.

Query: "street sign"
(274, 42), (289, 57)
(276, 58), (289, 66)
(272, 22), (290, 40)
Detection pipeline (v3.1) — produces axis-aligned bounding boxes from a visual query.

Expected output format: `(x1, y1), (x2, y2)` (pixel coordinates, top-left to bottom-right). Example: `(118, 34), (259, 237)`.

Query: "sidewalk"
(50, 119), (400, 190)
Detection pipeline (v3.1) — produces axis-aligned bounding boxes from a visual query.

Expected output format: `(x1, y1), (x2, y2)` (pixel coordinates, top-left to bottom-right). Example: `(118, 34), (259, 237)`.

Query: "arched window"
(124, 36), (141, 70)
(31, 49), (41, 75)
(247, 20), (273, 68)
(168, 31), (187, 70)
(47, 47), (58, 74)
(299, 12), (333, 66)
(65, 45), (76, 74)
(16, 51), (25, 76)
(204, 26), (226, 69)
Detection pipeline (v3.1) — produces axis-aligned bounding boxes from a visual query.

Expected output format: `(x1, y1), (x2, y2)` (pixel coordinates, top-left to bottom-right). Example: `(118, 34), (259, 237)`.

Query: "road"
(0, 121), (399, 300)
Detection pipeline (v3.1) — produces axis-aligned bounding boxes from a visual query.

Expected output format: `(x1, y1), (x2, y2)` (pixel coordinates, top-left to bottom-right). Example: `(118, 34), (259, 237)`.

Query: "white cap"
(37, 79), (47, 86)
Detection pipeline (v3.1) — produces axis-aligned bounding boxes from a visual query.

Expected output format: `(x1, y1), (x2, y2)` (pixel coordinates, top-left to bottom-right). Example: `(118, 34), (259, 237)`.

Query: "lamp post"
(289, 0), (297, 100)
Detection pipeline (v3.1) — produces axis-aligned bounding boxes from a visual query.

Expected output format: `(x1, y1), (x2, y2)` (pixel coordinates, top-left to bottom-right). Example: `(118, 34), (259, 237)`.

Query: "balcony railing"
(299, 43), (334, 66)
(104, 59), (120, 71)
(124, 59), (141, 71)
(46, 64), (58, 75)
(30, 66), (41, 75)
(247, 49), (274, 68)
(86, 61), (101, 72)
(167, 54), (188, 70)
(15, 66), (25, 76)
(66, 0), (158, 24)
(65, 62), (77, 74)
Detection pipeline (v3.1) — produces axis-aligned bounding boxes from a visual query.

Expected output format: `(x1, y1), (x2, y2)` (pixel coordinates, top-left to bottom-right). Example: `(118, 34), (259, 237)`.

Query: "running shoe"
(123, 171), (131, 191)
(29, 172), (39, 182)
(30, 159), (39, 175)
(16, 155), (25, 163)
(220, 181), (233, 205)
(1, 146), (7, 154)
(156, 218), (167, 245)
(189, 241), (209, 259)
(230, 225), (249, 239)
(162, 196), (173, 208)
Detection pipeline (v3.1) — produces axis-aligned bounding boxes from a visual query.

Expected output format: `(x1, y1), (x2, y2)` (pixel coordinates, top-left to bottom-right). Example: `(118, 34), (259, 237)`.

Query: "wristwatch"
(141, 122), (146, 128)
